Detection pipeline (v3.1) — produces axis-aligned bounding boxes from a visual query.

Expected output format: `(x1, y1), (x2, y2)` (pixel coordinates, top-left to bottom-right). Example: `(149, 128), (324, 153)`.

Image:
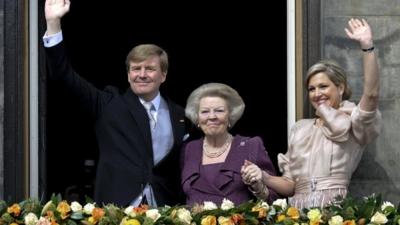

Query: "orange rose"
(7, 204), (21, 216)
(357, 218), (366, 225)
(133, 205), (148, 215)
(287, 207), (300, 220)
(57, 201), (71, 219)
(92, 208), (105, 221)
(343, 220), (356, 225)
(231, 213), (244, 225)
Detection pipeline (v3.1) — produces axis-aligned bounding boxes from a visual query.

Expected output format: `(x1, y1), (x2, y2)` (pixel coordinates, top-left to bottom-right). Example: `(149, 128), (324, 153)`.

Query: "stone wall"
(321, 0), (400, 202)
(0, 1), (4, 199)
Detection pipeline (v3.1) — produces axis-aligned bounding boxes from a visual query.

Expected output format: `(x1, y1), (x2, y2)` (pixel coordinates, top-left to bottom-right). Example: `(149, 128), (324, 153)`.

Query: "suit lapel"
(122, 89), (153, 155)
(165, 97), (186, 148)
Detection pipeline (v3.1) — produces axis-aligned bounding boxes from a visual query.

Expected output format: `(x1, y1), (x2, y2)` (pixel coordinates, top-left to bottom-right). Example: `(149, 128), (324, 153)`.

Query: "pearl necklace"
(203, 134), (233, 158)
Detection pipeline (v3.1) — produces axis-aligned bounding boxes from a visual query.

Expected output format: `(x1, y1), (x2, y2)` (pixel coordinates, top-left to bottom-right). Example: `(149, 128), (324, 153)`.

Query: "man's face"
(127, 55), (166, 101)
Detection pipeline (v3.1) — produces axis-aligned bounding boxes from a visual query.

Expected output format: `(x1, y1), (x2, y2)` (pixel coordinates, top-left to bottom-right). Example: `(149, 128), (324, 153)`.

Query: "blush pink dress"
(278, 101), (382, 208)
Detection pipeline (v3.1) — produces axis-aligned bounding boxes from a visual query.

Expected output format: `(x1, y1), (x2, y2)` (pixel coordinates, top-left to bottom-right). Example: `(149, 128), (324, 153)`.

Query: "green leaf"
(41, 200), (56, 216)
(67, 219), (78, 225)
(1, 213), (14, 223)
(143, 217), (155, 225)
(70, 211), (85, 220)
(0, 201), (8, 215)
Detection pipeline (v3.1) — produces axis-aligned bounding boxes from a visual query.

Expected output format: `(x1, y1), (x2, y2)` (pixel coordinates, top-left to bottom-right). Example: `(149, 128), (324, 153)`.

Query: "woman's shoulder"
(233, 135), (264, 149)
(185, 137), (203, 146)
(234, 134), (259, 142)
(183, 138), (203, 153)
(291, 118), (315, 131)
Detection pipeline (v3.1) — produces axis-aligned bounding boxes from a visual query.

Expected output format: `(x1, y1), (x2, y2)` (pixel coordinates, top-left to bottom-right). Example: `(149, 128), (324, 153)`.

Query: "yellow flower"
(251, 206), (267, 218)
(277, 214), (286, 222)
(201, 215), (216, 225)
(120, 218), (141, 225)
(7, 204), (21, 216)
(218, 216), (234, 225)
(57, 201), (71, 219)
(88, 217), (96, 224)
(287, 207), (300, 220)
(307, 209), (322, 222)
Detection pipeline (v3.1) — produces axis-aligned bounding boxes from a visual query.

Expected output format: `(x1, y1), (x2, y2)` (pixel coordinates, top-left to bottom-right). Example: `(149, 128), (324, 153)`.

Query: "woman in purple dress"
(181, 83), (278, 206)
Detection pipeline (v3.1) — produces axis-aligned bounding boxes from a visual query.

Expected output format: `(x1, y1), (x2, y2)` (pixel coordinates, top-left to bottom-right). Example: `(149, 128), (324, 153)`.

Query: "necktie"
(143, 102), (156, 129)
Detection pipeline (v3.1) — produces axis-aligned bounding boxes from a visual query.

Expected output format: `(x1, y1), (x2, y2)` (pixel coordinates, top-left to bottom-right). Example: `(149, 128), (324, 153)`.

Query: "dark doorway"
(44, 1), (287, 201)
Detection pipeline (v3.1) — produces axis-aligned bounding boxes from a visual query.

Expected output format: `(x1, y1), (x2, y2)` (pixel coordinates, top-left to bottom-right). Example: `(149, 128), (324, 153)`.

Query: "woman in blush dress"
(261, 18), (382, 208)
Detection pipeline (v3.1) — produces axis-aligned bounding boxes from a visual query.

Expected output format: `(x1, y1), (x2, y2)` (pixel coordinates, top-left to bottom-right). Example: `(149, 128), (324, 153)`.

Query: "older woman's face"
(198, 96), (230, 137)
(308, 72), (344, 109)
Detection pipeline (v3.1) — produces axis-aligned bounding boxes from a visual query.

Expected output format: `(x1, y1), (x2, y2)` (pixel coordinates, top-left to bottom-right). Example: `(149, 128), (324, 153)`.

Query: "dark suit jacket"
(46, 42), (187, 207)
(181, 135), (278, 205)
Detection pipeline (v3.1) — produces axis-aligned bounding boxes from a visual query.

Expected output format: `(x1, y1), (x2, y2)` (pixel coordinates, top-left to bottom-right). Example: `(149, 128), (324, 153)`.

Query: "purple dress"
(181, 135), (278, 206)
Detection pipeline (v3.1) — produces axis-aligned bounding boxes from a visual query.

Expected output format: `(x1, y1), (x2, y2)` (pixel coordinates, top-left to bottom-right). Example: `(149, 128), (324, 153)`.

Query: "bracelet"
(249, 182), (269, 199)
(362, 46), (374, 52)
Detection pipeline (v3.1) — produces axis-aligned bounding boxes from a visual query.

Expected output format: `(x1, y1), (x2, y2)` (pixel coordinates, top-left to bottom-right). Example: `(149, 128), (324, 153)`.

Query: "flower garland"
(0, 194), (398, 225)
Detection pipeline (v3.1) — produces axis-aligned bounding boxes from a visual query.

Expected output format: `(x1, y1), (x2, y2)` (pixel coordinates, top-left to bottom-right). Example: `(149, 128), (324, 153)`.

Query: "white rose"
(83, 203), (96, 215)
(328, 215), (344, 225)
(203, 201), (218, 210)
(36, 217), (51, 225)
(124, 206), (137, 217)
(70, 201), (83, 212)
(381, 201), (394, 211)
(146, 209), (161, 222)
(259, 201), (270, 210)
(24, 212), (39, 225)
(272, 199), (287, 210)
(371, 212), (388, 224)
(177, 208), (192, 224)
(221, 198), (235, 210)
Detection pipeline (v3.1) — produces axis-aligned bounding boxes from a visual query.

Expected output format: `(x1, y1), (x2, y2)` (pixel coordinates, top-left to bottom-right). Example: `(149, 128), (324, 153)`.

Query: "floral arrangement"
(0, 194), (399, 225)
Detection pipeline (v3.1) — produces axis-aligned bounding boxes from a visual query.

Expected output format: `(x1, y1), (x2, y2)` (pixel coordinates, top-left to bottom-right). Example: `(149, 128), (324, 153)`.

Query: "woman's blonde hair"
(306, 59), (352, 100)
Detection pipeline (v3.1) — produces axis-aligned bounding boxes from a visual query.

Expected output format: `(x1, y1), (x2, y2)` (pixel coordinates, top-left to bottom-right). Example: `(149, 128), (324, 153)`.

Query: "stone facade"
(0, 1), (4, 200)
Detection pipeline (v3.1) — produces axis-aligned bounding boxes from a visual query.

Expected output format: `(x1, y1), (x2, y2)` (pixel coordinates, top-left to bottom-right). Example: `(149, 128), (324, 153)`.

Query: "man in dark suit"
(43, 0), (187, 207)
